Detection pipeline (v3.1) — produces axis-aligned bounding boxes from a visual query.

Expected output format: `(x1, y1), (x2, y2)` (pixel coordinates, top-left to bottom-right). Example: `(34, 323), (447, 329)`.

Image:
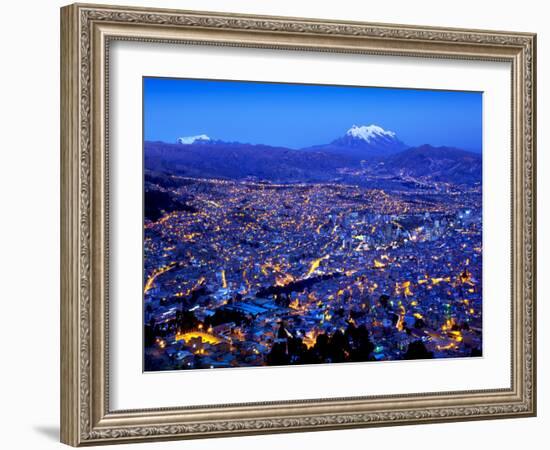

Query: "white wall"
(0, 1), (546, 449)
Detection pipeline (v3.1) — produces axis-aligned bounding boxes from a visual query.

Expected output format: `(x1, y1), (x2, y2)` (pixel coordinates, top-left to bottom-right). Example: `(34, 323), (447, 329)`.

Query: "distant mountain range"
(381, 144), (482, 185)
(145, 125), (481, 185)
(145, 140), (356, 183)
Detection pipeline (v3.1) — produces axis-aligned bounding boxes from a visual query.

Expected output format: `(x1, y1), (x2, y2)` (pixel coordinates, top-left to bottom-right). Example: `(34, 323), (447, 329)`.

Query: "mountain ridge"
(380, 144), (482, 185)
(147, 125), (481, 185)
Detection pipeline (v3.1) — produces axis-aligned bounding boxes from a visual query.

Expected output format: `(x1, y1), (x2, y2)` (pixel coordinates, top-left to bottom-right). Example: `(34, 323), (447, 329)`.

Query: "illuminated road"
(144, 263), (176, 294)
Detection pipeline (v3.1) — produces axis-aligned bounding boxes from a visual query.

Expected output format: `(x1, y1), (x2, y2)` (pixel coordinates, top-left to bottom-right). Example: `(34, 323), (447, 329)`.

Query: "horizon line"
(143, 138), (482, 154)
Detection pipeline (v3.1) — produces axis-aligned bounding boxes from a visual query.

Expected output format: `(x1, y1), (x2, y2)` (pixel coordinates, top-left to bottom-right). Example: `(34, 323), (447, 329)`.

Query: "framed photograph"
(60, 3), (536, 446)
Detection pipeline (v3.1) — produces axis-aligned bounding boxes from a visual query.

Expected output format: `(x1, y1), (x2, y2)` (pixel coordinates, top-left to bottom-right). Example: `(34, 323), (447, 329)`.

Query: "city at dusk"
(143, 78), (483, 371)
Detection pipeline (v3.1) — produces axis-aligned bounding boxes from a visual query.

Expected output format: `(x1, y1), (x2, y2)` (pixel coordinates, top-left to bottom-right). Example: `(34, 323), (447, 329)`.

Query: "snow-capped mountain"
(304, 124), (407, 158)
(346, 124), (397, 142)
(176, 134), (211, 145)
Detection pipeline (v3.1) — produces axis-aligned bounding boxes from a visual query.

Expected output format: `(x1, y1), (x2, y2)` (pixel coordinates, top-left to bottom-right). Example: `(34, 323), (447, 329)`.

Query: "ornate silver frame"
(60, 3), (536, 446)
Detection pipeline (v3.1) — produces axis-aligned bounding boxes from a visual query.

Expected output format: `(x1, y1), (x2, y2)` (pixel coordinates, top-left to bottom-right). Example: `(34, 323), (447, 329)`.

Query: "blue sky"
(143, 77), (482, 152)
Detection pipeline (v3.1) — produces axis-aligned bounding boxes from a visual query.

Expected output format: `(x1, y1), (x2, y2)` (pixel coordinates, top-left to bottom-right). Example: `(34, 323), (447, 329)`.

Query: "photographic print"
(143, 78), (483, 372)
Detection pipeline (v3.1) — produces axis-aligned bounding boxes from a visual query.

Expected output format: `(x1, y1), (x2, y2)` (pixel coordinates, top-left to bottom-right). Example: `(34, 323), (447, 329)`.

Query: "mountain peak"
(176, 134), (210, 145)
(346, 124), (396, 142)
(302, 124), (406, 158)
